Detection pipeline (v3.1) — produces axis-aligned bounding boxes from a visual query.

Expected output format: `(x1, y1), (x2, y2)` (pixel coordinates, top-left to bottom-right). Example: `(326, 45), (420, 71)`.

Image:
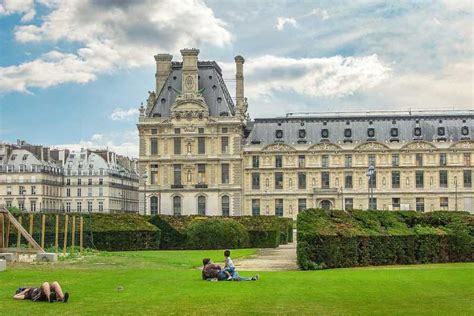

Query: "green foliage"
(8, 213), (160, 251)
(149, 215), (284, 249)
(186, 218), (250, 249)
(297, 209), (474, 270)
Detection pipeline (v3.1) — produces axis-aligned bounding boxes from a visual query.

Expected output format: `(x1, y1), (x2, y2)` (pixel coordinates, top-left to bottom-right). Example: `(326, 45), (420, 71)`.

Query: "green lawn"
(1, 250), (473, 315)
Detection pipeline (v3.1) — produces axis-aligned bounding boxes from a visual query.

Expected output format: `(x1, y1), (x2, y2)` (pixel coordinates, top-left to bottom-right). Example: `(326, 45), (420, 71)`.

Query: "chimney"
(234, 55), (245, 106)
(154, 54), (173, 94)
(180, 48), (199, 93)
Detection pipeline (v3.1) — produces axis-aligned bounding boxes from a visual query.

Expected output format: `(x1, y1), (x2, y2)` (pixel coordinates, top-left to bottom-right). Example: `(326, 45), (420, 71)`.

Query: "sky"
(0, 0), (472, 157)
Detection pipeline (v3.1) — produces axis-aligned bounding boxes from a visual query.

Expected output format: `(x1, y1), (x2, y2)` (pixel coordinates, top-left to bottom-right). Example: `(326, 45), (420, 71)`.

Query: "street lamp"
(142, 174), (148, 215)
(366, 165), (375, 210)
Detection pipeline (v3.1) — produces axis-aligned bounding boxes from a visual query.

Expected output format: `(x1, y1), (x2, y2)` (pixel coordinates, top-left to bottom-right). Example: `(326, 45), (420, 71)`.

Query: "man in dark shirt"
(202, 258), (259, 281)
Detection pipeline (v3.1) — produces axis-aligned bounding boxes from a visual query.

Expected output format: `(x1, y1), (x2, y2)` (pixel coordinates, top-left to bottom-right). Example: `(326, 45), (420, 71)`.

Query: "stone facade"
(0, 141), (139, 213)
(138, 49), (474, 218)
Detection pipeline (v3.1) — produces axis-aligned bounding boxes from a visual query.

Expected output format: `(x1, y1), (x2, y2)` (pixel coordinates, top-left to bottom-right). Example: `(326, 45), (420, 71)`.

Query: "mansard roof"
(245, 111), (473, 145)
(149, 61), (235, 118)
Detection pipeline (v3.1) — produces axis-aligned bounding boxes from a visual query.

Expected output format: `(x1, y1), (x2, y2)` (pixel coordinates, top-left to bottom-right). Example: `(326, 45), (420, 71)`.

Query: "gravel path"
(234, 233), (298, 271)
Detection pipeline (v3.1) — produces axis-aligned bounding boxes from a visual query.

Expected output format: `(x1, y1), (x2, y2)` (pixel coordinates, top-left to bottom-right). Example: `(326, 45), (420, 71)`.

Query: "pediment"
(307, 143), (341, 152)
(449, 140), (474, 150)
(354, 141), (390, 151)
(262, 143), (296, 152)
(401, 141), (437, 151)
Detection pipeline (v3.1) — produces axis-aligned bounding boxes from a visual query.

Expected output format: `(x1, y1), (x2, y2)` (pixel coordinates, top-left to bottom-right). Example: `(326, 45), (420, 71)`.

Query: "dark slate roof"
(149, 61), (235, 117)
(245, 111), (474, 145)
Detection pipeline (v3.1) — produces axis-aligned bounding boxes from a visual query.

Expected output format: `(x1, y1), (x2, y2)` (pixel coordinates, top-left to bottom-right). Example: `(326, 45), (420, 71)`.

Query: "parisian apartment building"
(137, 48), (474, 218)
(0, 140), (139, 213)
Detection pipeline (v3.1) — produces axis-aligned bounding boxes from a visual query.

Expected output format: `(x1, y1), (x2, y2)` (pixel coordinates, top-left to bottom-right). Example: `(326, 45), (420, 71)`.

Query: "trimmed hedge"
(186, 218), (250, 249)
(149, 215), (286, 249)
(8, 213), (160, 251)
(297, 209), (474, 270)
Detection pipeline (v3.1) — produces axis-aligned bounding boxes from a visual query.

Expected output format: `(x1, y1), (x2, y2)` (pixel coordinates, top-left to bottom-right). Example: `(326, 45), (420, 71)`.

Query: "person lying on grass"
(14, 281), (69, 303)
(202, 258), (258, 282)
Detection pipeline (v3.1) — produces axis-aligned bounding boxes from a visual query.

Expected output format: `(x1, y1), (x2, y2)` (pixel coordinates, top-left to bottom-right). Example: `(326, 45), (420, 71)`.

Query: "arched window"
(198, 196), (206, 215)
(222, 195), (230, 216)
(173, 196), (181, 215)
(150, 196), (158, 216)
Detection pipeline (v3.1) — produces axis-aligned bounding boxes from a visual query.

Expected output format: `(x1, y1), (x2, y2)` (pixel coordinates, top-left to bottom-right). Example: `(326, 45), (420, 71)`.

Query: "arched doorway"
(320, 200), (332, 210)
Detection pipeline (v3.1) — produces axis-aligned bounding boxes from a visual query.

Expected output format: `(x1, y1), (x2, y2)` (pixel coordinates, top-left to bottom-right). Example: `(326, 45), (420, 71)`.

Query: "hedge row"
(149, 215), (293, 250)
(7, 213), (161, 251)
(297, 209), (474, 270)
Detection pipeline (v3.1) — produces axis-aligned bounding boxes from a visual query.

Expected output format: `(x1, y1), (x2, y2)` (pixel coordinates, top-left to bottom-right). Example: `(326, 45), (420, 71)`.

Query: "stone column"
(180, 48), (199, 94)
(234, 55), (245, 107)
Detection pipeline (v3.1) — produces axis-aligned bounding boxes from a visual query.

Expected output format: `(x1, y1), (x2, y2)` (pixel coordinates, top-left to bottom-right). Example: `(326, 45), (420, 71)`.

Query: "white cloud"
(308, 8), (329, 20)
(55, 130), (139, 158)
(110, 108), (138, 121)
(275, 17), (297, 31)
(1, 0), (232, 93)
(223, 54), (391, 99)
(0, 0), (35, 21)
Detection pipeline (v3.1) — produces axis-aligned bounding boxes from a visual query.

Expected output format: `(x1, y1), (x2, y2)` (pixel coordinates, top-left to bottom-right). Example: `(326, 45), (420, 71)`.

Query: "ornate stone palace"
(137, 49), (474, 218)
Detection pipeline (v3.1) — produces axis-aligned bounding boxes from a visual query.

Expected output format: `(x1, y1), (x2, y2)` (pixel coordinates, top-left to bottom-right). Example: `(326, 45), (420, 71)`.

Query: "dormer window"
(367, 128), (375, 138)
(438, 127), (445, 136)
(216, 97), (222, 103)
(344, 128), (352, 138)
(275, 129), (283, 139)
(321, 129), (329, 138)
(298, 129), (306, 138)
(161, 98), (166, 103)
(414, 127), (422, 137)
(461, 126), (469, 136)
(390, 128), (399, 137)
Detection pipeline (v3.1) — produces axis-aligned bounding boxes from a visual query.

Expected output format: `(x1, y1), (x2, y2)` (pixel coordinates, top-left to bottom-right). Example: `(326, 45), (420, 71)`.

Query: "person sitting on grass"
(223, 249), (235, 280)
(202, 258), (258, 282)
(14, 281), (69, 303)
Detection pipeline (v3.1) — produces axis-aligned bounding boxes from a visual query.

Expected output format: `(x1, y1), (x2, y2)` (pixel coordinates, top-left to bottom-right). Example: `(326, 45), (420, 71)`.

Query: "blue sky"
(0, 0), (472, 157)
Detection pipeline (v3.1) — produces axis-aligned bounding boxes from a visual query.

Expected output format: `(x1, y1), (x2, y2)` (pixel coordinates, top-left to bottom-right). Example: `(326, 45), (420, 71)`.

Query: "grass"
(0, 249), (473, 315)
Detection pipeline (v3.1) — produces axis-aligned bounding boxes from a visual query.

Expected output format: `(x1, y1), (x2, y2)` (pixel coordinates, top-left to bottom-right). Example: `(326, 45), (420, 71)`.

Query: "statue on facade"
(146, 91), (157, 109)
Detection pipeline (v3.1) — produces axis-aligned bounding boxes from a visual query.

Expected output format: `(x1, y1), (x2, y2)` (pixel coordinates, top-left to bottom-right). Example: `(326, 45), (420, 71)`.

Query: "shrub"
(234, 216), (282, 248)
(297, 209), (474, 270)
(186, 218), (250, 249)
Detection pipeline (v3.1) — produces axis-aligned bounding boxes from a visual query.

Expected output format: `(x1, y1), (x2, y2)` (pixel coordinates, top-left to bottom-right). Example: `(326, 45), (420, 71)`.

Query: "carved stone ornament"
(401, 141), (437, 151)
(449, 140), (474, 150)
(354, 142), (390, 151)
(308, 142), (341, 152)
(262, 143), (296, 152)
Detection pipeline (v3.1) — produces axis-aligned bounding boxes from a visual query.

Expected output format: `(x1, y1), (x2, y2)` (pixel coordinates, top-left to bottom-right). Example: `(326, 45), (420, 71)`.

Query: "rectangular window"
(88, 178), (92, 185)
(66, 178), (70, 185)
(77, 188), (81, 197)
(221, 136), (229, 154)
(298, 198), (307, 212)
(66, 188), (70, 197)
(345, 154), (352, 168)
(198, 164), (206, 184)
(174, 137), (181, 155)
(19, 201), (25, 211)
(416, 153), (423, 167)
(77, 202), (82, 212)
(298, 172), (306, 190)
(322, 155), (329, 168)
(321, 172), (330, 189)
(345, 198), (354, 211)
(275, 199), (283, 216)
(30, 201), (36, 212)
(78, 179), (82, 185)
(88, 187), (92, 197)
(252, 199), (260, 216)
(439, 153), (447, 166)
(252, 156), (259, 168)
(298, 155), (305, 168)
(151, 164), (158, 185)
(66, 202), (71, 213)
(275, 172), (284, 189)
(252, 173), (260, 190)
(99, 188), (103, 197)
(198, 127), (205, 134)
(198, 137), (205, 154)
(416, 198), (424, 212)
(440, 197), (449, 210)
(31, 186), (36, 195)
(344, 172), (353, 189)
(151, 128), (157, 134)
(368, 154), (376, 167)
(221, 164), (229, 184)
(369, 198), (377, 210)
(19, 186), (25, 195)
(98, 201), (103, 212)
(6, 186), (11, 195)
(392, 198), (400, 210)
(151, 138), (158, 155)
(275, 155), (283, 168)
(88, 201), (93, 212)
(99, 178), (103, 185)
(416, 171), (424, 188)
(439, 170), (448, 188)
(392, 154), (399, 167)
(391, 171), (400, 188)
(174, 164), (181, 185)
(464, 170), (472, 188)
(369, 171), (377, 188)
(175, 128), (181, 134)
(464, 153), (471, 166)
